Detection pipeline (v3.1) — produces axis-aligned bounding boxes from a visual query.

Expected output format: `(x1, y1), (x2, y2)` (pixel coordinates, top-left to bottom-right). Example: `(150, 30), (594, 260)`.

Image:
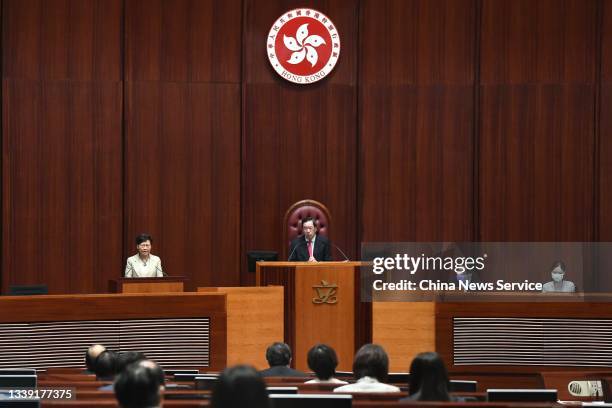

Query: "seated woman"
(305, 344), (347, 384)
(124, 233), (164, 278)
(542, 261), (576, 293)
(212, 365), (269, 408)
(333, 344), (400, 393)
(403, 352), (451, 401)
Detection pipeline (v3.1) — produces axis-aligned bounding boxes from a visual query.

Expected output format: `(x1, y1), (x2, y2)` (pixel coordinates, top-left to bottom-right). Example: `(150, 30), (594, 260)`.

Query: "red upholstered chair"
(283, 199), (331, 260)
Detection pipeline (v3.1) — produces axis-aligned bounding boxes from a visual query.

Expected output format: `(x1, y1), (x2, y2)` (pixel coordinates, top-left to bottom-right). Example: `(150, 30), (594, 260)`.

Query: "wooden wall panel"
(3, 0), (122, 80)
(361, 86), (475, 241)
(480, 85), (595, 240)
(360, 0), (476, 242)
(2, 81), (123, 293)
(481, 0), (597, 84)
(479, 0), (598, 242)
(124, 0), (242, 287)
(124, 83), (240, 287)
(599, 0), (612, 241)
(2, 0), (122, 294)
(242, 0), (358, 284)
(125, 0), (241, 82)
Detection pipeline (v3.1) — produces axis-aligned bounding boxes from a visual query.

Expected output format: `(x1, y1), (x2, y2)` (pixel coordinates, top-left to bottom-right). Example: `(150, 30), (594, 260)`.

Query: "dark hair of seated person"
(94, 350), (117, 380)
(307, 343), (338, 380)
(115, 351), (147, 374)
(352, 343), (389, 382)
(211, 365), (269, 408)
(115, 360), (164, 408)
(265, 342), (292, 367)
(408, 352), (451, 401)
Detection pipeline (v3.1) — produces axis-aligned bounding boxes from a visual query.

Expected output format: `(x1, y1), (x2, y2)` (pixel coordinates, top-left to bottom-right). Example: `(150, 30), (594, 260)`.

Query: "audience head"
(265, 342), (292, 367)
(115, 360), (164, 408)
(116, 351), (147, 374)
(408, 352), (450, 401)
(307, 344), (339, 380)
(352, 343), (390, 382)
(85, 344), (106, 372)
(212, 365), (269, 408)
(94, 349), (117, 380)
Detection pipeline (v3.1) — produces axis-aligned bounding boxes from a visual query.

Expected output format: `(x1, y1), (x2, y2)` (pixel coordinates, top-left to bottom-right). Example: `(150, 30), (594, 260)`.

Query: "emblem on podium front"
(312, 280), (338, 304)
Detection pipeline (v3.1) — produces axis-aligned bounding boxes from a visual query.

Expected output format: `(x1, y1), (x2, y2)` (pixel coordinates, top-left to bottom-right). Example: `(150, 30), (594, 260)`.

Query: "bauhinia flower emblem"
(283, 23), (326, 67)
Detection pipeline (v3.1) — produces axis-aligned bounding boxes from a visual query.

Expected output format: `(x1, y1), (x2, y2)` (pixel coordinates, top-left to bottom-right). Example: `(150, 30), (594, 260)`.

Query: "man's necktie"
(307, 240), (313, 258)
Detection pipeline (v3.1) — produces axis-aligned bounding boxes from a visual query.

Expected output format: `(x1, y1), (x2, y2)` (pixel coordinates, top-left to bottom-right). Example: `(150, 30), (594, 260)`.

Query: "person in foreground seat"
(333, 344), (400, 393)
(403, 352), (452, 401)
(99, 351), (148, 391)
(212, 365), (269, 408)
(115, 360), (165, 408)
(94, 349), (118, 381)
(84, 344), (106, 374)
(259, 342), (307, 377)
(305, 344), (347, 384)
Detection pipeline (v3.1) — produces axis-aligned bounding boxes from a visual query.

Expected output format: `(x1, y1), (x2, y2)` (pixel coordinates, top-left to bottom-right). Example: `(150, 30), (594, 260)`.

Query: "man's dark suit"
(259, 365), (308, 377)
(288, 234), (332, 262)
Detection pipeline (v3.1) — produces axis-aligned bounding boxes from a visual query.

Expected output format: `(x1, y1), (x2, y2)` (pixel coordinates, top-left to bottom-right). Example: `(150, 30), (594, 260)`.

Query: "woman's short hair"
(408, 352), (450, 401)
(135, 233), (152, 246)
(551, 260), (567, 273)
(212, 365), (269, 408)
(352, 343), (389, 382)
(307, 344), (338, 380)
(265, 342), (292, 367)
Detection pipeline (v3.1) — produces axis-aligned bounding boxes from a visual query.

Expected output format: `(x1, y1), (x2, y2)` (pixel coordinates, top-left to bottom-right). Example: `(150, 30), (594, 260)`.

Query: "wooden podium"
(256, 261), (370, 371)
(109, 276), (187, 293)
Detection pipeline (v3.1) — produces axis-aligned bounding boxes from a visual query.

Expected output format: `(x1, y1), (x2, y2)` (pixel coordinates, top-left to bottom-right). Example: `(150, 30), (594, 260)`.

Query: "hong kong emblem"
(267, 8), (341, 84)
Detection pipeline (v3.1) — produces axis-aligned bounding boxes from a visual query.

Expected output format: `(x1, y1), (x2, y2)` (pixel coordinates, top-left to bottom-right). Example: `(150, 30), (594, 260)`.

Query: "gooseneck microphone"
(156, 264), (167, 277)
(288, 240), (306, 261)
(332, 243), (350, 262)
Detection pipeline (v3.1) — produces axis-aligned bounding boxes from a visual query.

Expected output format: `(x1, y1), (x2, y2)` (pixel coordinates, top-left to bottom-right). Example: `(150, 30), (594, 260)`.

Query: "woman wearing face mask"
(542, 261), (575, 293)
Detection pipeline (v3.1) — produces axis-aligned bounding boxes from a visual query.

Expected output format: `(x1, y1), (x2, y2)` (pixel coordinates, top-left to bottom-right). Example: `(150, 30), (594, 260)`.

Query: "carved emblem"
(312, 280), (338, 304)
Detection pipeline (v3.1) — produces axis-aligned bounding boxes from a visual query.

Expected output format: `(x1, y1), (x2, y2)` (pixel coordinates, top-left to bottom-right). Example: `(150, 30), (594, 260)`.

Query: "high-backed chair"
(283, 199), (331, 260)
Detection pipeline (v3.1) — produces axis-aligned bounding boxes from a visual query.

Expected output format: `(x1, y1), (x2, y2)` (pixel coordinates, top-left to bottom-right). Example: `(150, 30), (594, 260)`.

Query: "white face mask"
(552, 272), (564, 282)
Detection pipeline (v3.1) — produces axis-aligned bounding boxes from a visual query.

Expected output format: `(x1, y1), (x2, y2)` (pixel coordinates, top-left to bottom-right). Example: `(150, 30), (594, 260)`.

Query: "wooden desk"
(109, 276), (187, 293)
(0, 293), (227, 370)
(197, 286), (283, 369)
(437, 300), (612, 372)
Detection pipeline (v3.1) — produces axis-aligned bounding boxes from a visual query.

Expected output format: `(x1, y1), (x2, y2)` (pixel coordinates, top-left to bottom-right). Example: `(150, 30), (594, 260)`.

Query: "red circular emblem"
(267, 8), (341, 84)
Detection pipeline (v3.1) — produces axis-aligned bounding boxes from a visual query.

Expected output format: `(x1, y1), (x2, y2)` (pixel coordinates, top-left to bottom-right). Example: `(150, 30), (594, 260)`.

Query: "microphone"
(332, 243), (350, 262)
(156, 264), (167, 277)
(288, 240), (306, 261)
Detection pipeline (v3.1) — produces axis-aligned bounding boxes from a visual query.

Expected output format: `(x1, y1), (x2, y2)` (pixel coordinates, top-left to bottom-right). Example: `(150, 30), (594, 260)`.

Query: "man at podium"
(288, 217), (332, 262)
(124, 233), (164, 277)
